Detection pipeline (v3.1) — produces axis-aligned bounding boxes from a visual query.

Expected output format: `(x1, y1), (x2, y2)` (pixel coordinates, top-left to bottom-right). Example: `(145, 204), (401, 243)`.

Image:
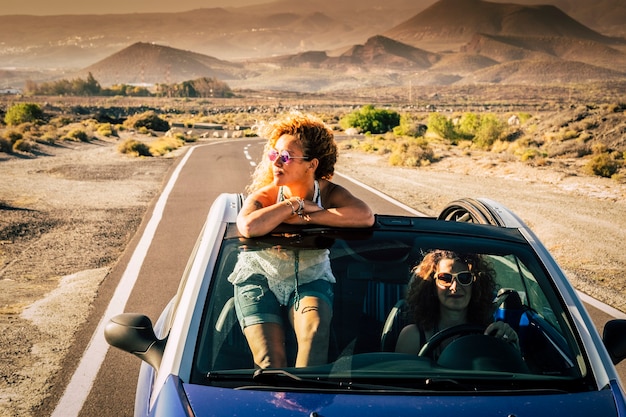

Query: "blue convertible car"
(105, 193), (626, 417)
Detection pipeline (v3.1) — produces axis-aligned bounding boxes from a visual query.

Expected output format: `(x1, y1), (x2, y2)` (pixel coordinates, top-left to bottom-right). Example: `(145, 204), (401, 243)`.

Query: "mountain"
(2, 0), (626, 92)
(77, 42), (246, 86)
(0, 0), (423, 69)
(384, 0), (619, 52)
(255, 36), (439, 70)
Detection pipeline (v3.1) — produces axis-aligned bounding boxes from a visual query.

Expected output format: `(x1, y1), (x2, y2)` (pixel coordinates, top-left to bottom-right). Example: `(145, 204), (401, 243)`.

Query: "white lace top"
(228, 180), (336, 305)
(228, 248), (335, 306)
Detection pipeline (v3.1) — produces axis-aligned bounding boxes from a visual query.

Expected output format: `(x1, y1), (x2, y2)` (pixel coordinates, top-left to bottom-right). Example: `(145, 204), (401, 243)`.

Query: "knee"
(296, 316), (330, 344)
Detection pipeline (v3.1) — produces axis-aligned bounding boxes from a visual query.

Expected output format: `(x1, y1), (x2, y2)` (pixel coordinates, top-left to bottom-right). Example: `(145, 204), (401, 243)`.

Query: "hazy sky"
(1, 0), (270, 15)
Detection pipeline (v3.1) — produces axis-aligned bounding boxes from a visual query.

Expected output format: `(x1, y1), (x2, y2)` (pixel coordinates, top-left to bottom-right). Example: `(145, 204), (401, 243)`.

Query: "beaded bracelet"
(285, 199), (296, 215)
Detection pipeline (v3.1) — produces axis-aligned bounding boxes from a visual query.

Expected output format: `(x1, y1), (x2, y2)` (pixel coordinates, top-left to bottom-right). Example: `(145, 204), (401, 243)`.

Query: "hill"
(3, 0), (626, 92)
(384, 0), (619, 51)
(78, 42), (246, 86)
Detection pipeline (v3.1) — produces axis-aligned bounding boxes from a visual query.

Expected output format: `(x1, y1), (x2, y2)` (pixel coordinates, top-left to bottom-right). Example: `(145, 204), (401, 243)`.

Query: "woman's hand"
(282, 199), (324, 225)
(485, 321), (519, 347)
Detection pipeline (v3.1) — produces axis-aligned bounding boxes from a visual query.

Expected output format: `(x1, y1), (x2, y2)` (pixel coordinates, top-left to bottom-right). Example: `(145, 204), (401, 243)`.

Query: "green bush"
(473, 114), (505, 150)
(392, 114), (427, 137)
(339, 105), (400, 134)
(457, 113), (480, 139)
(427, 113), (455, 140)
(4, 103), (44, 126)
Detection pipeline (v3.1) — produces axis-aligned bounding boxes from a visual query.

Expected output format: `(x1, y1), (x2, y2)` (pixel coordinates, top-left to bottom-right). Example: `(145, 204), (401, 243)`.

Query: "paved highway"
(43, 139), (625, 416)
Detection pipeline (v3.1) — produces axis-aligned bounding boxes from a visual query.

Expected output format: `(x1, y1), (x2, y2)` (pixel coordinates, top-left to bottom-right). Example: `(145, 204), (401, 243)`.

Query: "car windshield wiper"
(206, 370), (574, 393)
(207, 369), (430, 392)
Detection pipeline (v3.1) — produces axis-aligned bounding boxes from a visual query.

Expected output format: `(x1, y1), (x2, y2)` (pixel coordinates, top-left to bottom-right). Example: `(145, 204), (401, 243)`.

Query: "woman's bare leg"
(243, 322), (286, 368)
(290, 296), (332, 367)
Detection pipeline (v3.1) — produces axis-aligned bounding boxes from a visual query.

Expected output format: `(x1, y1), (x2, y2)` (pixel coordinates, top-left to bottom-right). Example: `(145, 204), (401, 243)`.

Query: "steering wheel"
(418, 324), (485, 358)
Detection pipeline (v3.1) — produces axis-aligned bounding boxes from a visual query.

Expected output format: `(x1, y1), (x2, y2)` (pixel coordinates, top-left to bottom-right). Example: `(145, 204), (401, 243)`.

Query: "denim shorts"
(233, 274), (334, 329)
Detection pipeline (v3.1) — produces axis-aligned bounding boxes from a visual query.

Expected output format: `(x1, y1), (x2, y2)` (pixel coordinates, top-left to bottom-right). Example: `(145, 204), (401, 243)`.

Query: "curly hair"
(246, 112), (338, 194)
(406, 249), (497, 331)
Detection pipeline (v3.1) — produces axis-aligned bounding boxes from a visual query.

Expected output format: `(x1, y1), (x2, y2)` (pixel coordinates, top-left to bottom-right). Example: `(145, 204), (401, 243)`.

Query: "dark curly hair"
(406, 249), (497, 331)
(246, 112), (337, 193)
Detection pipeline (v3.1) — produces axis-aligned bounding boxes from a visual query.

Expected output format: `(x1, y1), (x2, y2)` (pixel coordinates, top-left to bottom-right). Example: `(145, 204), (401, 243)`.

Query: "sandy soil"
(0, 137), (625, 416)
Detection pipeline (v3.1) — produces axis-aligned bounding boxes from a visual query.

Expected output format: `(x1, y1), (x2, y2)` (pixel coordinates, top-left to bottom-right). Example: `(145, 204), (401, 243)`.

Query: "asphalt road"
(44, 139), (625, 417)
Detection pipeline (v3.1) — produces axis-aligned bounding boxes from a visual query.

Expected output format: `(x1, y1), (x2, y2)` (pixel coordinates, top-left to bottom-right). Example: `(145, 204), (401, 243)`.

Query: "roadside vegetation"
(23, 72), (234, 98)
(0, 97), (624, 181)
(338, 104), (625, 181)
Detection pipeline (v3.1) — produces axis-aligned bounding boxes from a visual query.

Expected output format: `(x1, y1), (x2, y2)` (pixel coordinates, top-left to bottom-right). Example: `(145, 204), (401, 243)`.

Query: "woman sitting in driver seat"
(395, 249), (519, 358)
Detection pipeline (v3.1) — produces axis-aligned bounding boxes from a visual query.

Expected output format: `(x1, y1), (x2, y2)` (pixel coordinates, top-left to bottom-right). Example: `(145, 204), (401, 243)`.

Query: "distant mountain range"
(1, 0), (625, 92)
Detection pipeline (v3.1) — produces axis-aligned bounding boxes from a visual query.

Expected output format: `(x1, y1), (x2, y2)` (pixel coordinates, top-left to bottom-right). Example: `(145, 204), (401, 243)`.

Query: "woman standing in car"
(230, 112), (374, 368)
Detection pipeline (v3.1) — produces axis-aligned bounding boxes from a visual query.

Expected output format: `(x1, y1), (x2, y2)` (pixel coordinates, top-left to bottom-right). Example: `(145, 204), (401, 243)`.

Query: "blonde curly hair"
(246, 112), (337, 194)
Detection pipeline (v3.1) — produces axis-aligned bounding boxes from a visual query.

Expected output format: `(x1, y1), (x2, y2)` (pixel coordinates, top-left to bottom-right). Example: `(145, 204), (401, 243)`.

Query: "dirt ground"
(0, 136), (625, 416)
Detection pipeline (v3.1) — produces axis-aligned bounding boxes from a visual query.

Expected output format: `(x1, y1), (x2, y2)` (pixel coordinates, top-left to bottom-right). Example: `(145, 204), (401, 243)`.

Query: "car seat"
(380, 299), (411, 352)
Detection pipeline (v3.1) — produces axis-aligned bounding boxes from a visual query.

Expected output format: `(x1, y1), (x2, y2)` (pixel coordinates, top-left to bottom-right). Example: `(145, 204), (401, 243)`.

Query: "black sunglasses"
(435, 271), (474, 287)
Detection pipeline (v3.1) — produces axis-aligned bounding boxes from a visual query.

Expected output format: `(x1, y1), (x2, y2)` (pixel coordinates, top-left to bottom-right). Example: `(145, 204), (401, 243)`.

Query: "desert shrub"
(339, 105), (400, 134)
(590, 143), (608, 154)
(491, 139), (512, 153)
(3, 130), (23, 143)
(393, 114), (427, 137)
(560, 129), (579, 140)
(0, 137), (13, 153)
(4, 103), (44, 126)
(388, 137), (434, 167)
(117, 139), (151, 157)
(14, 122), (38, 135)
(124, 111), (170, 132)
(517, 113), (533, 123)
(50, 116), (74, 128)
(427, 113), (455, 140)
(519, 148), (545, 163)
(38, 132), (58, 144)
(96, 123), (115, 137)
(64, 129), (90, 142)
(13, 139), (35, 153)
(149, 136), (185, 156)
(456, 112), (480, 139)
(473, 114), (505, 150)
(583, 153), (622, 178)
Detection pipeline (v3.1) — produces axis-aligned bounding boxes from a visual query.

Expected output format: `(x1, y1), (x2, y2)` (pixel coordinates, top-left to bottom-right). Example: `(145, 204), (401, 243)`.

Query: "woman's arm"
(395, 324), (422, 355)
(236, 191), (302, 238)
(301, 183), (375, 228)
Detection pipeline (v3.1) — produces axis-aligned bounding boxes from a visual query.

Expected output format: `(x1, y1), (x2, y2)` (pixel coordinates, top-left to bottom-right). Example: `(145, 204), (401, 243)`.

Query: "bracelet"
(285, 199), (296, 215)
(295, 197), (304, 215)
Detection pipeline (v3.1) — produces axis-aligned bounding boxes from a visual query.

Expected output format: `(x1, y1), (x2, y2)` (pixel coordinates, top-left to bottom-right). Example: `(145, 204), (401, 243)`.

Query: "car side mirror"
(104, 313), (167, 370)
(603, 319), (626, 365)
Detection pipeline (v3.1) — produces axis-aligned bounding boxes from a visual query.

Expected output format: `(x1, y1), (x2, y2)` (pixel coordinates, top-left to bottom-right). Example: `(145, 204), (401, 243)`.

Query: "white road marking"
(244, 143), (257, 167)
(577, 291), (626, 319)
(51, 146), (198, 417)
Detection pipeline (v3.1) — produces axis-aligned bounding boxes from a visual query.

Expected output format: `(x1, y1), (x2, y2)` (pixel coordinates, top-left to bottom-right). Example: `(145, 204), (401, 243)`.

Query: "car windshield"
(190, 219), (591, 393)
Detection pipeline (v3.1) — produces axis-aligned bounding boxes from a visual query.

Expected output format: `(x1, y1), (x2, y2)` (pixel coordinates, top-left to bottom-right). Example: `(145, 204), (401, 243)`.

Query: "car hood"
(174, 379), (621, 417)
